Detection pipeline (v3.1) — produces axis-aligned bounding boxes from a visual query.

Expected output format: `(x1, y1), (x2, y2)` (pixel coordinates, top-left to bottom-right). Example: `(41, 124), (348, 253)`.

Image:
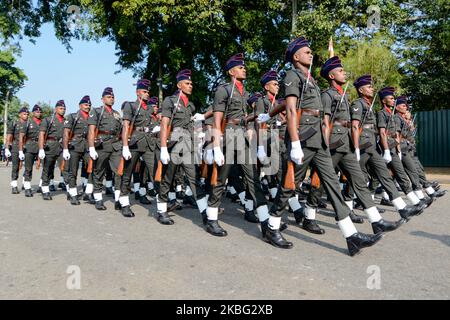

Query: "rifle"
(87, 106), (106, 174)
(117, 97), (144, 176)
(284, 57), (314, 190)
(18, 121), (28, 171)
(310, 82), (349, 189)
(155, 92), (182, 182)
(211, 78), (236, 186)
(60, 112), (81, 172)
(37, 112), (56, 170)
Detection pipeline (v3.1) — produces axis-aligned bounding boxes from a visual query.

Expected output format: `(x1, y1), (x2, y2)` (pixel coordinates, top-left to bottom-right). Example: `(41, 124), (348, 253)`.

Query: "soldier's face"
(56, 106), (65, 116)
(137, 89), (150, 101)
(33, 111), (42, 119)
(178, 80), (193, 95)
(396, 103), (407, 114)
(229, 65), (246, 81)
(20, 112), (29, 121)
(384, 96), (395, 107)
(152, 105), (158, 114)
(329, 67), (347, 84)
(102, 95), (115, 106)
(80, 103), (91, 113)
(359, 84), (374, 98)
(293, 47), (313, 67)
(264, 80), (279, 96)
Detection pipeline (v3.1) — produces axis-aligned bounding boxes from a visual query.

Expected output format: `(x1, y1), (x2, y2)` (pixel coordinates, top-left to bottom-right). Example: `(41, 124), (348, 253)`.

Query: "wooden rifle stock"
(117, 123), (134, 176)
(86, 126), (98, 174)
(154, 124), (171, 182)
(284, 108), (302, 190)
(210, 118), (226, 186)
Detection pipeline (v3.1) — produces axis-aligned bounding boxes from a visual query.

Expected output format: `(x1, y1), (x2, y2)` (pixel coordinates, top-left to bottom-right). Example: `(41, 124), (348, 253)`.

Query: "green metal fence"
(416, 109), (450, 167)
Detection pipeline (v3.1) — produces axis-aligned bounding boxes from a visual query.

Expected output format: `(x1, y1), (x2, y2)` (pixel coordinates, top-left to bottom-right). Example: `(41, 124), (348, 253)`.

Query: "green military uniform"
(7, 119), (26, 188)
(270, 69), (352, 223)
(156, 91), (207, 224)
(21, 117), (41, 193)
(88, 106), (122, 206)
(64, 111), (91, 199)
(39, 114), (64, 196)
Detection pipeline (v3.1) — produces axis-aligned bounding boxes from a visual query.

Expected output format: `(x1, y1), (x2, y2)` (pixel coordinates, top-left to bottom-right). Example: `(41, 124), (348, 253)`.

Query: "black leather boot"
(95, 200), (107, 210)
(318, 199), (327, 209)
(349, 211), (364, 224)
(244, 209), (259, 223)
(121, 205), (135, 217)
(293, 208), (304, 225)
(399, 204), (422, 220)
(183, 195), (198, 208)
(226, 192), (240, 203)
(70, 196), (81, 205)
(205, 220), (227, 237)
(263, 226), (293, 249)
(105, 187), (114, 196)
(134, 191), (140, 200)
(11, 187), (19, 194)
(42, 192), (52, 200)
(139, 195), (151, 205)
(431, 189), (446, 198)
(420, 196), (433, 208)
(58, 182), (66, 191)
(157, 211), (174, 225)
(346, 232), (383, 256)
(353, 198), (364, 210)
(147, 189), (157, 197)
(380, 198), (394, 206)
(372, 219), (399, 234)
(25, 189), (33, 197)
(280, 222), (288, 232)
(49, 185), (56, 192)
(167, 200), (182, 212)
(302, 219), (325, 234)
(115, 201), (121, 211)
(36, 187), (42, 194)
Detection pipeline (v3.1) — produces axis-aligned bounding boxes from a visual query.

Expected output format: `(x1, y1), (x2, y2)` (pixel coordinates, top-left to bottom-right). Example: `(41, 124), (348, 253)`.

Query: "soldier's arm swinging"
(351, 119), (360, 149)
(379, 127), (389, 150)
(212, 111), (224, 147)
(63, 128), (71, 150)
(286, 96), (300, 142)
(322, 114), (331, 147)
(88, 124), (96, 148)
(18, 132), (25, 152)
(121, 119), (130, 147)
(38, 131), (45, 150)
(160, 116), (170, 148)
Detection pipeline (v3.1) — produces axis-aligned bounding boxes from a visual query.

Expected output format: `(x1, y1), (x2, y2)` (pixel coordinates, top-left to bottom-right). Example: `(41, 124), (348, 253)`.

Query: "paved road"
(0, 166), (449, 299)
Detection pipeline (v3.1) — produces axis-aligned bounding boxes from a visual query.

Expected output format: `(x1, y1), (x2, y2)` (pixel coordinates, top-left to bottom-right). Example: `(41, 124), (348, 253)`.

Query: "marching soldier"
(19, 105), (42, 197)
(207, 53), (272, 240)
(62, 95), (92, 205)
(118, 79), (156, 217)
(260, 37), (382, 255)
(376, 87), (433, 209)
(6, 107), (29, 194)
(306, 56), (402, 234)
(87, 87), (123, 211)
(156, 69), (208, 224)
(38, 100), (66, 200)
(350, 76), (424, 219)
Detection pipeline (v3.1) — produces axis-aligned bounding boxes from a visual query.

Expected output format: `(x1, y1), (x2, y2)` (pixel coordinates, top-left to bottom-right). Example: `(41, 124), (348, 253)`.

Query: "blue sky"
(16, 23), (137, 114)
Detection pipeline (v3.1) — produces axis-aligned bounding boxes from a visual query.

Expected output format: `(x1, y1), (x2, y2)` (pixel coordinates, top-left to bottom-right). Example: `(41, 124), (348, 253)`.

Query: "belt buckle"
(144, 127), (149, 133)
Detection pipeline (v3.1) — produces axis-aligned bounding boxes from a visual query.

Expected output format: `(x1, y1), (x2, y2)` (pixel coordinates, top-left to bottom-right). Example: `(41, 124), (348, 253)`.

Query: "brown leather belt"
(226, 118), (243, 125)
(363, 124), (375, 129)
(301, 109), (321, 117)
(98, 130), (112, 135)
(46, 137), (59, 141)
(333, 119), (351, 128)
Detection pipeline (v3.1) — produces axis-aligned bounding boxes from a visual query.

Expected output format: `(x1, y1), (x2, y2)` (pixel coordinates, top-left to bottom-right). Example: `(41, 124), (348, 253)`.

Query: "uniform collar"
(33, 117), (41, 125)
(234, 80), (244, 96)
(383, 105), (392, 115)
(332, 84), (344, 95)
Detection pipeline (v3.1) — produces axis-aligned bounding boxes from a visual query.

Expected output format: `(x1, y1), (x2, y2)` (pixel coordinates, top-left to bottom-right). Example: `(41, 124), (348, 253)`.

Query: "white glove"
(122, 146), (132, 160)
(383, 149), (392, 163)
(160, 147), (170, 164)
(290, 140), (304, 165)
(213, 146), (224, 166)
(89, 147), (98, 160)
(192, 113), (205, 122)
(276, 120), (282, 127)
(18, 150), (25, 161)
(62, 149), (71, 161)
(38, 149), (46, 160)
(257, 146), (267, 163)
(257, 113), (271, 124)
(398, 152), (402, 161)
(205, 149), (214, 165)
(355, 148), (360, 162)
(4, 149), (11, 158)
(151, 126), (160, 133)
